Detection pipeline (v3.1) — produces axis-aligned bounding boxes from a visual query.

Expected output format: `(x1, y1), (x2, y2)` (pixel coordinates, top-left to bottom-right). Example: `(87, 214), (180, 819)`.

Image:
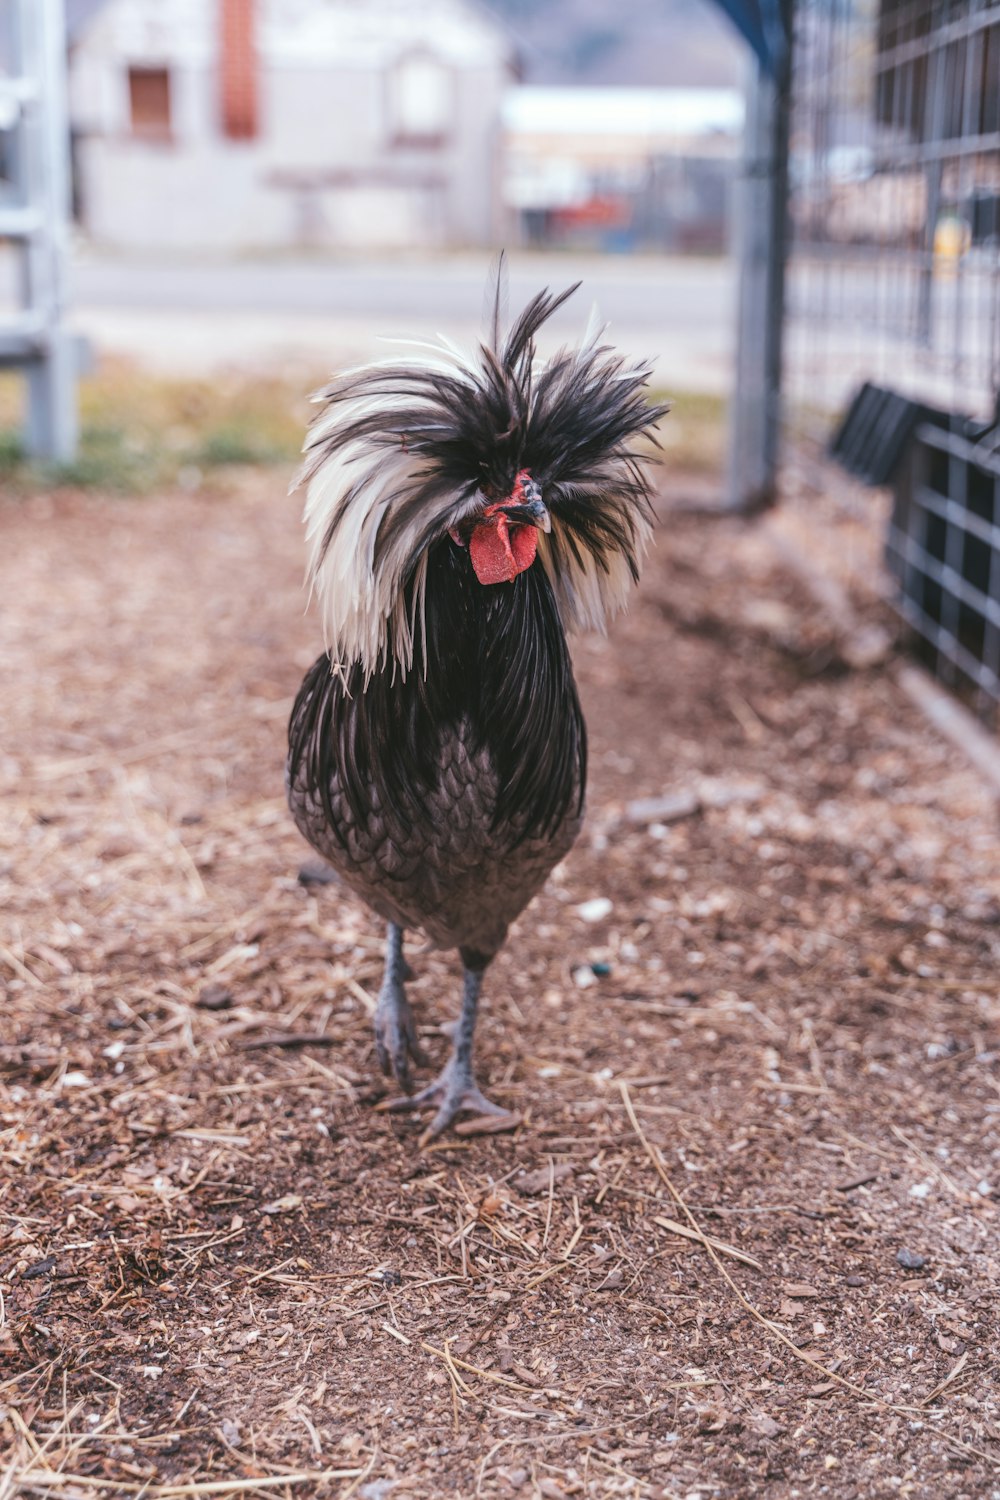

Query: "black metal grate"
(885, 416), (1000, 715)
(828, 381), (947, 484)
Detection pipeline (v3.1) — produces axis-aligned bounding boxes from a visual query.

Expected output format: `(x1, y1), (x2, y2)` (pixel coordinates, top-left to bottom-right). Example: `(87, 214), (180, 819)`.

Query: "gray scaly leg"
(373, 923), (425, 1091)
(387, 955), (509, 1139)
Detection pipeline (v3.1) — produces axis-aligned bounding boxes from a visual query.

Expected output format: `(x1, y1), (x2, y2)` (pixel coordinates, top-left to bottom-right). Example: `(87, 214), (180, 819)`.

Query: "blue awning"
(710, 0), (790, 74)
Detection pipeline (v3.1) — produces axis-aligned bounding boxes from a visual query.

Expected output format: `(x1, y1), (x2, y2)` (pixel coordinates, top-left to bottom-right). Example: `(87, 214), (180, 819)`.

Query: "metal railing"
(0, 0), (77, 461)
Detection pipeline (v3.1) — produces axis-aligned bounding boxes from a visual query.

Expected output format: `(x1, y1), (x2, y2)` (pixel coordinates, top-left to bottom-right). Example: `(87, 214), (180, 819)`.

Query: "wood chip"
(260, 1194), (303, 1215)
(515, 1162), (574, 1195)
(452, 1111), (522, 1137)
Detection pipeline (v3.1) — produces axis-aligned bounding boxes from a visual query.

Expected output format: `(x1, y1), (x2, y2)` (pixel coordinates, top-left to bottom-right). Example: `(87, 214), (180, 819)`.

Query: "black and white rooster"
(287, 260), (667, 1140)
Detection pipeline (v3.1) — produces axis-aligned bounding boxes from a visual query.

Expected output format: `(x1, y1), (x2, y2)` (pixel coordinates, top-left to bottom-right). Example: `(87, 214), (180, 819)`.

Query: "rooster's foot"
(384, 1060), (509, 1141)
(373, 924), (426, 1092)
(374, 985), (426, 1093)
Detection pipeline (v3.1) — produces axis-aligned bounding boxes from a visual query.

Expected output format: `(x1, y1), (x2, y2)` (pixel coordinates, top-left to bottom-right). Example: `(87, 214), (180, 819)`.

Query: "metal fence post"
(0, 0), (77, 463)
(726, 2), (793, 512)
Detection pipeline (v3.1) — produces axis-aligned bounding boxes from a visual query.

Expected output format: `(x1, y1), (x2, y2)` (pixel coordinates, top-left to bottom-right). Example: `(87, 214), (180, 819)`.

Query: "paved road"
(59, 249), (736, 393)
(67, 249), (729, 323)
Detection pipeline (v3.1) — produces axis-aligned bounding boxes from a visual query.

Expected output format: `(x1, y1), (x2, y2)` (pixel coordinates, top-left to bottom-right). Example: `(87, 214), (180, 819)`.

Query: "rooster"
(287, 260), (667, 1139)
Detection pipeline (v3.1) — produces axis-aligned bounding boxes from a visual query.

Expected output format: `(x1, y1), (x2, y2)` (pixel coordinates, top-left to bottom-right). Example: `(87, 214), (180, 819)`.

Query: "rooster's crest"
(298, 254), (669, 677)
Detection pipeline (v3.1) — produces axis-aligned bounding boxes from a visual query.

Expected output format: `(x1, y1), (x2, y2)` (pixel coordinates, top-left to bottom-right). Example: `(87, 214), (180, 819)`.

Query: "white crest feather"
(537, 499), (651, 637)
(300, 339), (477, 679)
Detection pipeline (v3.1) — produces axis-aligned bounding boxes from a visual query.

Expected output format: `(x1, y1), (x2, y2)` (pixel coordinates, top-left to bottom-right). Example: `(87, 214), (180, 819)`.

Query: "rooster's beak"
(500, 497), (551, 533)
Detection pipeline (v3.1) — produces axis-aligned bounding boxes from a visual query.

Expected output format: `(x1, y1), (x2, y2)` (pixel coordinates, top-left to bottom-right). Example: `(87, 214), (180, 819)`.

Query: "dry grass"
(648, 390), (726, 475)
(0, 367), (713, 497)
(1, 457), (999, 1498)
(0, 364), (308, 493)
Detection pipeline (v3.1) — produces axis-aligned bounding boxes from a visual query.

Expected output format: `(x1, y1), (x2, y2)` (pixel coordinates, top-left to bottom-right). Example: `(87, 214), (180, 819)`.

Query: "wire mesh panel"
(785, 0), (1000, 715)
(787, 0), (1000, 422)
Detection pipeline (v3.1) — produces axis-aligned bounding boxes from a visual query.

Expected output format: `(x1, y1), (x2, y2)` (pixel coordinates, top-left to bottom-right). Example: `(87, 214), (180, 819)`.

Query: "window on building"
(128, 67), (171, 139)
(0, 126), (14, 190)
(389, 53), (453, 146)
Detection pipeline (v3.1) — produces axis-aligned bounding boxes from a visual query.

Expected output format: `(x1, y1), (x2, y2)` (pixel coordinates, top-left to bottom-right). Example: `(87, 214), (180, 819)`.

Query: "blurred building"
(503, 86), (743, 252)
(68, 0), (515, 251)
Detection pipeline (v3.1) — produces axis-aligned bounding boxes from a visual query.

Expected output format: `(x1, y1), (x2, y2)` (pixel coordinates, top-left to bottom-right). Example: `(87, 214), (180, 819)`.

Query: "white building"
(69, 0), (515, 251)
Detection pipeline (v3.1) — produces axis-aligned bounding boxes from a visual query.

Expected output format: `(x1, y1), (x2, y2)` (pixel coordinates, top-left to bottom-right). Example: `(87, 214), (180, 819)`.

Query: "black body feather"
(288, 540), (587, 854)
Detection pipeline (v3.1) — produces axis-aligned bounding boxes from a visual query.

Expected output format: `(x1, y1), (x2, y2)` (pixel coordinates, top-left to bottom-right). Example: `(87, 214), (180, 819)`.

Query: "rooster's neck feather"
(288, 545), (587, 849)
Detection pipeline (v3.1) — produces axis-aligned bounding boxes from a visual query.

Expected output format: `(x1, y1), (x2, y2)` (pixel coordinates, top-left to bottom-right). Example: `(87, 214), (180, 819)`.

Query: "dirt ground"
(1, 464), (999, 1499)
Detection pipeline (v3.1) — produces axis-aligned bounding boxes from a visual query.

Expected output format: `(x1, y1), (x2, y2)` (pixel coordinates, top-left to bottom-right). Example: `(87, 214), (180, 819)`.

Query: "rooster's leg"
(386, 958), (509, 1138)
(373, 923), (425, 1092)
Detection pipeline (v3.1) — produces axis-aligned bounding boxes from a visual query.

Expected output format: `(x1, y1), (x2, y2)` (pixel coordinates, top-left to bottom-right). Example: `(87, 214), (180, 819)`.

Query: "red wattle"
(469, 515), (538, 585)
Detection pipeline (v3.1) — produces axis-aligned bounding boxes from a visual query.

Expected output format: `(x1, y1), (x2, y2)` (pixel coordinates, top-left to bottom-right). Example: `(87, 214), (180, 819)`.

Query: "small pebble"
(359, 1482), (397, 1500)
(197, 983), (233, 1011)
(626, 789), (701, 824)
(896, 1249), (927, 1271)
(845, 1275), (864, 1287)
(576, 896), (613, 923)
(297, 860), (338, 887)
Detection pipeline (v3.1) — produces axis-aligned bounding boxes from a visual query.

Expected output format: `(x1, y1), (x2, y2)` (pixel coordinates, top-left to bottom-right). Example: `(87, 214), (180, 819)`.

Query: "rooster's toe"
(382, 1061), (512, 1141)
(373, 988), (426, 1093)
